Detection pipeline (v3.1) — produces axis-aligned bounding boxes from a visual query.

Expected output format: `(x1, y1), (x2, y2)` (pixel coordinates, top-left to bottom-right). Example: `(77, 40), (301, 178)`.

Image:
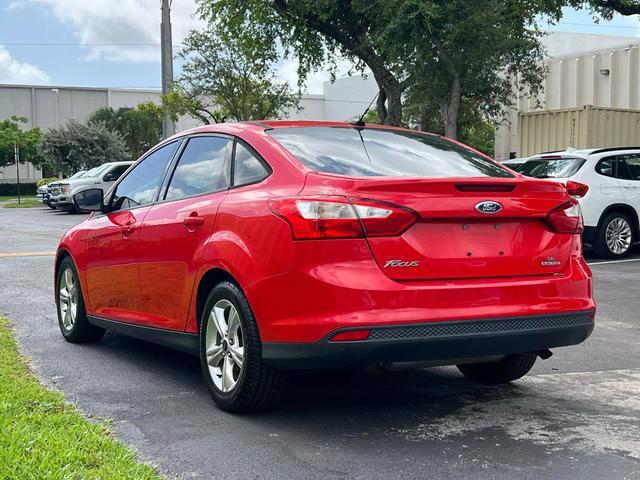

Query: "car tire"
(457, 353), (537, 384)
(593, 212), (634, 258)
(199, 281), (286, 412)
(55, 256), (105, 343)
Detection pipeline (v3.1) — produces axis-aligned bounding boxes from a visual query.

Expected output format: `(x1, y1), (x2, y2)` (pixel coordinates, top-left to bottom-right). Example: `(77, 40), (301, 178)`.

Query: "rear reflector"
(330, 330), (371, 342)
(269, 196), (417, 239)
(545, 198), (584, 234)
(566, 181), (589, 198)
(455, 184), (516, 192)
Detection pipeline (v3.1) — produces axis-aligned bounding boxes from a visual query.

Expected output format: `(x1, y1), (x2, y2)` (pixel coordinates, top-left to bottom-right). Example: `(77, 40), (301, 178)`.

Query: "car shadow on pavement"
(91, 330), (529, 422)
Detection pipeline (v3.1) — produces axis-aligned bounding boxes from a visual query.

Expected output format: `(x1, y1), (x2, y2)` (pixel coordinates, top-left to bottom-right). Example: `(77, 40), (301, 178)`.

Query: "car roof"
(529, 146), (640, 160)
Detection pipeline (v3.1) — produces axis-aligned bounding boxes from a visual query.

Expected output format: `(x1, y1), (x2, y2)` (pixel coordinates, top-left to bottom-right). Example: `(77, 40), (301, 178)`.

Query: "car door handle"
(183, 214), (205, 230)
(120, 223), (136, 237)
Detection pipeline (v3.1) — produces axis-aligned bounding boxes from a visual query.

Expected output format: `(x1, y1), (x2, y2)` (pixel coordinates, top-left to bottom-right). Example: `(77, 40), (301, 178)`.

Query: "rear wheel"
(199, 281), (285, 412)
(55, 256), (105, 343)
(594, 212), (634, 258)
(457, 353), (537, 384)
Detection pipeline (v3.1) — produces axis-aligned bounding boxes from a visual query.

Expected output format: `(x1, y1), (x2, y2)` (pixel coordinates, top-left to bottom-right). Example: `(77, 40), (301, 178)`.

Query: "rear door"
(137, 135), (232, 330)
(618, 154), (640, 232)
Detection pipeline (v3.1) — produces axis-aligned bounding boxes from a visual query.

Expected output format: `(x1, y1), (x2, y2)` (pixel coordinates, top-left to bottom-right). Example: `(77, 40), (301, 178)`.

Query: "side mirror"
(74, 188), (104, 213)
(103, 172), (117, 182)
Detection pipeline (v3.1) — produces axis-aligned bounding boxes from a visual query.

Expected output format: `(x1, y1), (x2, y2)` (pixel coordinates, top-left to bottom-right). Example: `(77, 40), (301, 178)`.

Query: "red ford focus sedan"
(55, 121), (595, 412)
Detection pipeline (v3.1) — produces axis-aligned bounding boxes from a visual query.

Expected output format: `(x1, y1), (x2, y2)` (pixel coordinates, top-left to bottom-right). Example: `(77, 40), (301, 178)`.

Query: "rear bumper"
(263, 310), (595, 368)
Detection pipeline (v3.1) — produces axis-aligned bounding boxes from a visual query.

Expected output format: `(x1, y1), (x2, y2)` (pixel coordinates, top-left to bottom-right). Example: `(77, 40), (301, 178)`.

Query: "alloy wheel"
(58, 268), (78, 331)
(205, 299), (245, 393)
(605, 217), (632, 255)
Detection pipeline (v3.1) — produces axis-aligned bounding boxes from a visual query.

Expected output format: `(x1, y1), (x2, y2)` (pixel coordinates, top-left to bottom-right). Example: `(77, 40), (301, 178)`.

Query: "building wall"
(0, 76), (378, 183)
(495, 34), (640, 161)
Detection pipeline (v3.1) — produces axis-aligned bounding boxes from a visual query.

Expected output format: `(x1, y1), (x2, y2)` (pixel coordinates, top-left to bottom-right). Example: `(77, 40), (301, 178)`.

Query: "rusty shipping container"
(518, 105), (640, 157)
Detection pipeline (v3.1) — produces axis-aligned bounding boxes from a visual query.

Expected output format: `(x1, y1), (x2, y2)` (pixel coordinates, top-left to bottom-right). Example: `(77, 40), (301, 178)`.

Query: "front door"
(84, 207), (152, 322)
(138, 135), (232, 330)
(83, 140), (182, 323)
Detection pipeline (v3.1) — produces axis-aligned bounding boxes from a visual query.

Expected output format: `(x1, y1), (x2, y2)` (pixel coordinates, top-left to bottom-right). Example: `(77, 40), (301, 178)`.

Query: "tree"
(163, 31), (299, 123)
(38, 120), (129, 175)
(0, 116), (43, 168)
(203, 0), (565, 137)
(586, 0), (640, 16)
(203, 0), (408, 125)
(89, 102), (163, 160)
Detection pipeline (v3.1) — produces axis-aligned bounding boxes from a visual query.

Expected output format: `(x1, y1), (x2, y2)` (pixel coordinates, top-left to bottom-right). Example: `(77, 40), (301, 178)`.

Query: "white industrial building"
(0, 75), (377, 183)
(495, 31), (640, 161)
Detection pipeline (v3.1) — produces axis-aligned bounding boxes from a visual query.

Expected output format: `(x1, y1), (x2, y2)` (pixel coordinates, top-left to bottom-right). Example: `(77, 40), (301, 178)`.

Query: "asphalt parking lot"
(1, 206), (639, 479)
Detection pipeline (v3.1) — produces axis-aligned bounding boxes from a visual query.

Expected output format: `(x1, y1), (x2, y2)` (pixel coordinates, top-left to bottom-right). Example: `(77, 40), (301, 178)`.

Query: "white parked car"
(519, 147), (640, 258)
(50, 161), (133, 213)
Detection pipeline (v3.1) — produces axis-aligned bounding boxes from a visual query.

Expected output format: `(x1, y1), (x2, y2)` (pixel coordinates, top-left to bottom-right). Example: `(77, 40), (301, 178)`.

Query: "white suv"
(518, 148), (639, 258)
(50, 161), (133, 213)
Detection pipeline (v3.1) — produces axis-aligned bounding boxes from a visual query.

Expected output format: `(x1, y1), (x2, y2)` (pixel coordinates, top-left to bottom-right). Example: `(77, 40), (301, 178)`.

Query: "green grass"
(0, 317), (162, 479)
(2, 197), (40, 208)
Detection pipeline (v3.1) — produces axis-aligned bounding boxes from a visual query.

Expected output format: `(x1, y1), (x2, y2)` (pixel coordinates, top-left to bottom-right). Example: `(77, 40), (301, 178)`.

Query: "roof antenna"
(350, 91), (380, 128)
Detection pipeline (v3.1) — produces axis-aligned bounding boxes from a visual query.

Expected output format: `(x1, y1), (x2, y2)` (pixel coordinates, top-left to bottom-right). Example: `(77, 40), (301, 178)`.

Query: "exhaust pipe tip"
(537, 349), (553, 360)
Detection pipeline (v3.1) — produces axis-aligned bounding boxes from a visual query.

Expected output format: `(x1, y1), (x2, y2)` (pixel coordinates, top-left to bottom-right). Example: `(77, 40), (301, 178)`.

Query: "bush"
(37, 177), (59, 188)
(0, 183), (37, 196)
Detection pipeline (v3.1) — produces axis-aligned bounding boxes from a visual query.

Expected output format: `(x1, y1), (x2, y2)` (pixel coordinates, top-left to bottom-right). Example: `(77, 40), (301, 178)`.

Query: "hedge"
(0, 183), (37, 196)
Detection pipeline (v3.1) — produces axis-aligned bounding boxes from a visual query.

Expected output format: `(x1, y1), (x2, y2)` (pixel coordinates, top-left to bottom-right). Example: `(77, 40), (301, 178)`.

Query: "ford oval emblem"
(475, 201), (502, 214)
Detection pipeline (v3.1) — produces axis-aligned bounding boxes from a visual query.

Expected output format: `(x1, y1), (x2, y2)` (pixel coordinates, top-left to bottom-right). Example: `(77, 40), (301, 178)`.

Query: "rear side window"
(233, 142), (269, 186)
(165, 136), (231, 201)
(268, 127), (512, 178)
(595, 158), (615, 178)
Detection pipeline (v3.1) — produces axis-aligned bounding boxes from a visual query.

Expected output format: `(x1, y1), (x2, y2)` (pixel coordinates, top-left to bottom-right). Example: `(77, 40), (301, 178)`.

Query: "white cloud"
(27, 0), (203, 62)
(0, 45), (51, 84)
(5, 1), (26, 11)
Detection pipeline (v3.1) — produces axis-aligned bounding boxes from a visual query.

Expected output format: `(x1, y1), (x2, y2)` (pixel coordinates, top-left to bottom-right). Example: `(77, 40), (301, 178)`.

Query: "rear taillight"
(268, 196), (418, 240)
(545, 198), (584, 234)
(566, 181), (589, 198)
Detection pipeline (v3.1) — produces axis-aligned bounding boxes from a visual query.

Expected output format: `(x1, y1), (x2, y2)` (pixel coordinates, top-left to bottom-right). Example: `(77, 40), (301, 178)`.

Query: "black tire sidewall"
(199, 282), (259, 410)
(56, 257), (87, 341)
(55, 256), (104, 342)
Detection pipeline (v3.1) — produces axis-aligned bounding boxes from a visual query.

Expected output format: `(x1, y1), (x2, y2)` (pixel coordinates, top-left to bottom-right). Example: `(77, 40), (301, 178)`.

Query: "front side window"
(165, 136), (231, 201)
(617, 154), (640, 181)
(110, 141), (180, 211)
(233, 141), (269, 186)
(268, 126), (513, 178)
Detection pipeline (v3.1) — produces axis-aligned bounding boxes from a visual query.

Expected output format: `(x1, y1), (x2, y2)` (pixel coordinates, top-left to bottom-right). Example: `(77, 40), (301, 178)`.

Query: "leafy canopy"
(0, 117), (43, 168)
(89, 102), (163, 160)
(202, 0), (567, 138)
(163, 31), (299, 123)
(38, 120), (129, 176)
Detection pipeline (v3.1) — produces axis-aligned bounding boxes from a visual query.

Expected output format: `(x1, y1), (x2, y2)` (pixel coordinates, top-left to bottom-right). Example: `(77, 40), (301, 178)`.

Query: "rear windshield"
(267, 126), (513, 178)
(518, 158), (585, 178)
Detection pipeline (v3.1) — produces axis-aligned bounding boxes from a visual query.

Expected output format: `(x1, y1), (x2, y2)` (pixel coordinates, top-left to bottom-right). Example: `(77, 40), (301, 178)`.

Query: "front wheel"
(199, 281), (285, 412)
(594, 212), (634, 258)
(457, 353), (537, 384)
(55, 256), (105, 343)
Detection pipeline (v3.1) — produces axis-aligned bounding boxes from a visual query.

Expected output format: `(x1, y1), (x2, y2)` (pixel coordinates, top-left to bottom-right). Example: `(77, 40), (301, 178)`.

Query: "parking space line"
(0, 251), (56, 258)
(587, 258), (640, 266)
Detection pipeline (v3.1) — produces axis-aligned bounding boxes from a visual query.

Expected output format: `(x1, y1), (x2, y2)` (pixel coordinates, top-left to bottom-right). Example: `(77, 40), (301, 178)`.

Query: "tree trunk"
(371, 70), (403, 126)
(440, 73), (461, 139)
